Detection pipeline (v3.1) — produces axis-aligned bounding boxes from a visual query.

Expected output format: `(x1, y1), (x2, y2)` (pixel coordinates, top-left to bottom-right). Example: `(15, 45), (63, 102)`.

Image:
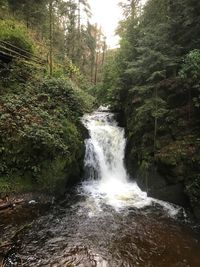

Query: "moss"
(0, 19), (34, 54)
(155, 135), (199, 167)
(0, 18), (95, 196)
(0, 175), (35, 196)
(185, 175), (200, 204)
(0, 72), (93, 196)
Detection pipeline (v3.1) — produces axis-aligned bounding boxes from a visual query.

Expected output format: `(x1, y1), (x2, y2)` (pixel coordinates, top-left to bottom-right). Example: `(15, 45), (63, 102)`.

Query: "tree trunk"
(101, 40), (106, 66)
(154, 86), (158, 157)
(94, 52), (99, 85)
(49, 0), (53, 76)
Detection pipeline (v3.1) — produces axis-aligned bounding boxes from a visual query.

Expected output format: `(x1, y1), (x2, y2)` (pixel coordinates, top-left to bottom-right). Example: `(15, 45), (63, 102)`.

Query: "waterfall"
(82, 108), (152, 210)
(81, 108), (180, 215)
(83, 111), (127, 183)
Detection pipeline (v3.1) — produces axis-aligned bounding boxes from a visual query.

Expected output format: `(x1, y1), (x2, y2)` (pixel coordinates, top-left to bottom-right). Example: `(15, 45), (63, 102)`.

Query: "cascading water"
(2, 108), (200, 267)
(82, 108), (179, 214)
(84, 110), (127, 183)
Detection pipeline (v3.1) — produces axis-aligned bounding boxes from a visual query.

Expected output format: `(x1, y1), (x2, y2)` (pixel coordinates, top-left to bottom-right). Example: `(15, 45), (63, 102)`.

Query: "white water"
(81, 108), (180, 216)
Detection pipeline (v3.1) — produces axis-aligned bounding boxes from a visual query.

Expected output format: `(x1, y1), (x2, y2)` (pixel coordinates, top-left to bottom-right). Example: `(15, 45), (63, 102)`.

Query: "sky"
(88, 0), (123, 48)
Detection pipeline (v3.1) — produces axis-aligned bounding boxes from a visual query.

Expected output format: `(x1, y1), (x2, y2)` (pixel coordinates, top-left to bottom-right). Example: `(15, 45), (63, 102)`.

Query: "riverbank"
(124, 129), (200, 221)
(1, 109), (200, 267)
(0, 18), (96, 198)
(0, 192), (54, 211)
(0, 67), (94, 196)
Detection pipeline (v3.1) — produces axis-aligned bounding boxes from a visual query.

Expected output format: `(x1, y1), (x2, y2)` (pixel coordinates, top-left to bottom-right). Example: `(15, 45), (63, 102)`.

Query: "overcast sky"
(88, 0), (122, 48)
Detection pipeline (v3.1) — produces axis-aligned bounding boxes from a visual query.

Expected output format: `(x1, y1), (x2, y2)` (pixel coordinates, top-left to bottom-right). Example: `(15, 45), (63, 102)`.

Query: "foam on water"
(82, 109), (180, 216)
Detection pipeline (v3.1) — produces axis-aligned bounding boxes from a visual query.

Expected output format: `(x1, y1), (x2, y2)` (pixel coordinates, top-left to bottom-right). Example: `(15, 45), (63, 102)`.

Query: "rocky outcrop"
(125, 147), (200, 220)
(137, 168), (189, 207)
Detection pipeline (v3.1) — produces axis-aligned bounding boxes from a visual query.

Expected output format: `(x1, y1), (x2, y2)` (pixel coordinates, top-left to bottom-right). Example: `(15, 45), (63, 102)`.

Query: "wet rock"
(130, 164), (190, 208)
(193, 205), (200, 220)
(28, 200), (37, 205)
(148, 183), (189, 206)
(157, 161), (187, 184)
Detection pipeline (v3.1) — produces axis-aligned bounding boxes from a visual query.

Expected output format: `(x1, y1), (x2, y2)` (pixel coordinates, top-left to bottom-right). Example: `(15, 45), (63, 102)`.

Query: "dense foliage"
(0, 58), (95, 194)
(100, 0), (200, 217)
(0, 0), (106, 82)
(0, 2), (97, 194)
(0, 20), (34, 53)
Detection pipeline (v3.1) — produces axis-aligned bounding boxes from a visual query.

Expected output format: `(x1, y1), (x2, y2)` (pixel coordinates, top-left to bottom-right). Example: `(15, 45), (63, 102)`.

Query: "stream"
(1, 109), (200, 267)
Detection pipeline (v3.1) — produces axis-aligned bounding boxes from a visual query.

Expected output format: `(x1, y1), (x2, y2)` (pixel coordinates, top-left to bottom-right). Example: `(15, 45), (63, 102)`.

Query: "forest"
(0, 0), (200, 215)
(0, 0), (200, 213)
(1, 0), (200, 266)
(99, 0), (200, 219)
(0, 0), (101, 194)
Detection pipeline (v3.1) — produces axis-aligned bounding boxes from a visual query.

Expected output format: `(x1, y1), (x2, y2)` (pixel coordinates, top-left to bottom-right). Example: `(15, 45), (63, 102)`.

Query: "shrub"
(0, 77), (90, 193)
(0, 19), (34, 54)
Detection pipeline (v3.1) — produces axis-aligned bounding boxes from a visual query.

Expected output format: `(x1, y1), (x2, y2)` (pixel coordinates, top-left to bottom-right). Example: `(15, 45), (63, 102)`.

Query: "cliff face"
(113, 80), (199, 220)
(122, 108), (200, 220)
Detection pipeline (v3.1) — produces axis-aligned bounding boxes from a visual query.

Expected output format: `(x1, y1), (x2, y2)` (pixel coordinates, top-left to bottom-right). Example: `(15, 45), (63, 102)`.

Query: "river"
(1, 109), (200, 267)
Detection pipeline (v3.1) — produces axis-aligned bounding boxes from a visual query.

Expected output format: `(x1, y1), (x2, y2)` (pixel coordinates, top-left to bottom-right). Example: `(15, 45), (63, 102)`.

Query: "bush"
(0, 60), (38, 92)
(0, 19), (34, 54)
(0, 77), (91, 193)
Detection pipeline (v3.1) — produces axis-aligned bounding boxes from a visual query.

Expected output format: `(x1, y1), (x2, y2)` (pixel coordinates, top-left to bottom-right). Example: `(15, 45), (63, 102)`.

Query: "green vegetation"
(1, 0), (200, 218)
(0, 1), (98, 195)
(98, 0), (200, 217)
(0, 59), (94, 194)
(0, 19), (34, 53)
(0, 0), (107, 81)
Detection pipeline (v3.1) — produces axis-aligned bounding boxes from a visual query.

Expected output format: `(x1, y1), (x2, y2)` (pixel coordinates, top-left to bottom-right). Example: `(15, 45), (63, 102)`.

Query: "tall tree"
(101, 0), (200, 165)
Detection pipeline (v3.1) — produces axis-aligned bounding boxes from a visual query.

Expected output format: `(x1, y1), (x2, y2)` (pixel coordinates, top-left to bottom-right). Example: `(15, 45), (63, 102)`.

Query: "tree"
(102, 0), (200, 165)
